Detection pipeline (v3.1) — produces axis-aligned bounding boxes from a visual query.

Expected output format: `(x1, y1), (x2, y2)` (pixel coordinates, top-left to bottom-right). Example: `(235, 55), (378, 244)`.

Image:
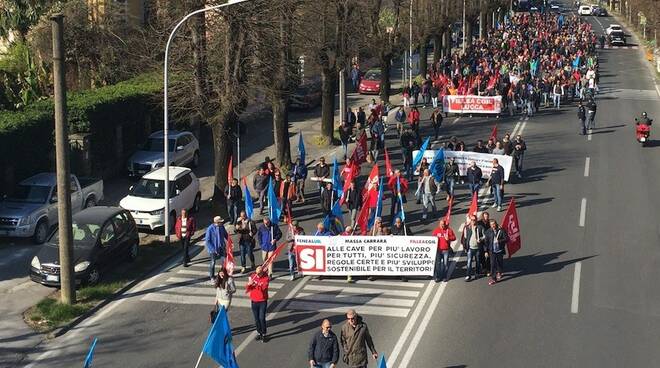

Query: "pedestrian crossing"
(285, 278), (426, 318)
(140, 263), (286, 309)
(602, 45), (638, 50)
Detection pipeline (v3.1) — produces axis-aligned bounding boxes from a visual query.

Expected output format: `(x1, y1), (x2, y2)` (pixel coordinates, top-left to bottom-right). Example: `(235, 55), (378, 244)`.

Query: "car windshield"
(364, 71), (381, 81)
(5, 185), (50, 204)
(49, 223), (101, 247)
(143, 138), (176, 152)
(130, 178), (173, 199)
(611, 26), (621, 30)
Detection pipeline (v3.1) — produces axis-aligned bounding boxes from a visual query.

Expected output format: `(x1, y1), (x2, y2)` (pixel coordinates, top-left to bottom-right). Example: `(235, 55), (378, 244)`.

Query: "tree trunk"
(466, 20), (473, 47)
(272, 94), (291, 169)
(320, 66), (336, 145)
(444, 29), (452, 57)
(432, 33), (442, 64)
(379, 55), (391, 104)
(418, 35), (429, 77)
(191, 9), (209, 119)
(211, 116), (233, 218)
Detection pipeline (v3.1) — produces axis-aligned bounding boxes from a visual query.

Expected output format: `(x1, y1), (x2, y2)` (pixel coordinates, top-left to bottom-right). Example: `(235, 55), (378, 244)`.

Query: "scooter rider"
(635, 112), (653, 126)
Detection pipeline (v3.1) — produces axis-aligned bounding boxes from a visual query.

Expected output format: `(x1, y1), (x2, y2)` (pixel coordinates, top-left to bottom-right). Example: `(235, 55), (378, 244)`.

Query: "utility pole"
(51, 14), (75, 305)
(409, 0), (413, 87)
(339, 68), (346, 126)
(462, 0), (467, 54)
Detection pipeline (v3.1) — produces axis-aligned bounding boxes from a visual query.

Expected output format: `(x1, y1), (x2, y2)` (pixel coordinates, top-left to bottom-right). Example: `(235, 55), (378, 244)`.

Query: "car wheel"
(86, 266), (100, 286)
(192, 193), (201, 213)
(33, 220), (49, 244)
(84, 196), (97, 209)
(128, 241), (139, 261)
(191, 151), (200, 168)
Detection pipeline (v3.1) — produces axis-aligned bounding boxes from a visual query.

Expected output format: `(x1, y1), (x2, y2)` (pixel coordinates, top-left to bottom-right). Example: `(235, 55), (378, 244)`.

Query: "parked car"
(608, 30), (626, 46)
(126, 130), (200, 177)
(29, 207), (139, 287)
(0, 173), (104, 244)
(119, 167), (200, 231)
(592, 7), (608, 16)
(606, 24), (623, 35)
(578, 5), (592, 15)
(358, 69), (382, 95)
(289, 79), (322, 110)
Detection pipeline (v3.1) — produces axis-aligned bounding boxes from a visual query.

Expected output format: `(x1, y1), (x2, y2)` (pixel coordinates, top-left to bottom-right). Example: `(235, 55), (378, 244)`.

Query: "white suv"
(606, 24), (623, 35)
(119, 167), (201, 230)
(126, 130), (200, 177)
(578, 5), (592, 15)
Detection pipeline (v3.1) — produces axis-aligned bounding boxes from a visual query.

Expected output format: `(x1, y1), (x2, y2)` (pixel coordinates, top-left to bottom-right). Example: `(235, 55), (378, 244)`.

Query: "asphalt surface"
(12, 9), (660, 368)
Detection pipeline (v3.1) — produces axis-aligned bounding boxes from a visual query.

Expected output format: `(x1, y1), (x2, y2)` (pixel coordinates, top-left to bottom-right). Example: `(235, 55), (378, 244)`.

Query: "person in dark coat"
(308, 319), (340, 368)
(577, 102), (587, 135)
(512, 135), (527, 178)
(340, 309), (378, 368)
(320, 182), (334, 216)
(344, 181), (361, 227)
(484, 219), (508, 285)
(225, 178), (243, 225)
(466, 161), (483, 194)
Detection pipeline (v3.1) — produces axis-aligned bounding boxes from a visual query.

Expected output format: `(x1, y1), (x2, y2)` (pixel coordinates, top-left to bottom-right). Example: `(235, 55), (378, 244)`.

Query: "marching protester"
(340, 309), (378, 368)
(430, 107), (443, 141)
(292, 157), (308, 203)
(370, 117), (385, 159)
(491, 141), (505, 155)
(247, 265), (270, 342)
(308, 319), (340, 368)
(280, 173), (297, 217)
(513, 135), (527, 179)
(432, 219), (456, 283)
(586, 98), (597, 132)
(314, 222), (333, 236)
(485, 219), (509, 285)
(339, 121), (352, 159)
(175, 208), (196, 268)
(214, 268), (236, 311)
(478, 212), (492, 274)
(466, 160), (483, 195)
(253, 168), (269, 215)
(206, 216), (228, 282)
(225, 178), (243, 225)
(394, 106), (406, 137)
(487, 158), (505, 212)
(235, 210), (257, 273)
(320, 182), (334, 216)
(502, 133), (513, 156)
(461, 215), (484, 281)
(286, 220), (305, 280)
(391, 217), (412, 236)
(314, 157), (330, 191)
(344, 181), (361, 227)
(443, 157), (459, 201)
(417, 168), (437, 221)
(577, 101), (587, 136)
(256, 216), (282, 280)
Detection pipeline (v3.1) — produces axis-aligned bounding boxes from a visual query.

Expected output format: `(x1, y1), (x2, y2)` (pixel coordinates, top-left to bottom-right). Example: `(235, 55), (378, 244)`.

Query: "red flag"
(227, 155), (234, 184)
(339, 165), (357, 205)
(356, 203), (371, 235)
(501, 198), (521, 258)
(384, 148), (393, 178)
(224, 236), (235, 275)
(350, 132), (368, 165)
(443, 196), (454, 225)
(261, 242), (288, 271)
(362, 164), (379, 197)
(489, 124), (498, 142)
(468, 192), (479, 218)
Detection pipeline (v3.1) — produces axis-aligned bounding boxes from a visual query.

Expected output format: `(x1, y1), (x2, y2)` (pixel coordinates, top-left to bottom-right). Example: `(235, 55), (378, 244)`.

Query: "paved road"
(15, 10), (660, 368)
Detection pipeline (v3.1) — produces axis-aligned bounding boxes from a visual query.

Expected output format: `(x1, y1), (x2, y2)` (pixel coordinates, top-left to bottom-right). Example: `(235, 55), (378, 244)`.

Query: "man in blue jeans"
(206, 216), (228, 282)
(466, 161), (483, 194)
(286, 220), (305, 280)
(461, 215), (484, 281)
(488, 158), (505, 212)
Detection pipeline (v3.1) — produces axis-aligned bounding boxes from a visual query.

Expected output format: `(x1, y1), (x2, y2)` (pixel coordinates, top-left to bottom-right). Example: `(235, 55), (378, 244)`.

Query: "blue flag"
(298, 132), (306, 165)
(267, 177), (281, 225)
(368, 176), (384, 229)
(83, 338), (97, 368)
(572, 56), (580, 69)
(412, 137), (430, 169)
(430, 149), (445, 183)
(243, 181), (254, 220)
(201, 306), (239, 368)
(323, 200), (344, 234)
(332, 157), (343, 199)
(396, 176), (405, 222)
(377, 353), (388, 368)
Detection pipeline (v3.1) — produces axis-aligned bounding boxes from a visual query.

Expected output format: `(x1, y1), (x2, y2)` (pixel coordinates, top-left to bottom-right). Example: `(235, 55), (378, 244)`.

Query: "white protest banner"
(294, 235), (438, 276)
(442, 95), (502, 114)
(412, 150), (513, 181)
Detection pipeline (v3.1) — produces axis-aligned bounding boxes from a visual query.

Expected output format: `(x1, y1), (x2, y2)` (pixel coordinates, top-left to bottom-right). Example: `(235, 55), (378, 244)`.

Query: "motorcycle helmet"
(642, 112), (648, 117)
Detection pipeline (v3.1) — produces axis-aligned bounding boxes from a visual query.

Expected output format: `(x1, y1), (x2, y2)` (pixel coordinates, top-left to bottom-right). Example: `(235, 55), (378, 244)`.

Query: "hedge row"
(0, 74), (162, 193)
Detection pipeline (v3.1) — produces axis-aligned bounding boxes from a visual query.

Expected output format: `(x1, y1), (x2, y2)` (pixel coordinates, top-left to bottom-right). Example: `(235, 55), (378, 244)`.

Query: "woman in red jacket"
(432, 219), (456, 282)
(246, 265), (270, 342)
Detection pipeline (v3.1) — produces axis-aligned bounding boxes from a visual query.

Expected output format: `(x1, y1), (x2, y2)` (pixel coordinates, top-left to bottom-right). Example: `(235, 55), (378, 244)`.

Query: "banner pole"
(193, 351), (203, 368)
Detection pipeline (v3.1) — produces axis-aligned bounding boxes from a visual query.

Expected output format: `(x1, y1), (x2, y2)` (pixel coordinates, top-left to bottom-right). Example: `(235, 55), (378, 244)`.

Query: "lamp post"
(409, 0), (413, 87)
(163, 0), (249, 245)
(462, 0), (467, 54)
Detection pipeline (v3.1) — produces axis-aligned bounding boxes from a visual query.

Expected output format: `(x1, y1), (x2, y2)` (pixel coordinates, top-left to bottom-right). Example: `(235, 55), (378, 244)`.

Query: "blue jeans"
(492, 184), (503, 207)
(313, 363), (333, 368)
(553, 93), (561, 108)
(288, 250), (297, 276)
(445, 178), (455, 197)
(469, 183), (481, 194)
(209, 252), (226, 279)
(342, 142), (348, 158)
(466, 248), (480, 277)
(251, 300), (267, 335)
(227, 201), (240, 224)
(239, 240), (255, 268)
(434, 250), (450, 281)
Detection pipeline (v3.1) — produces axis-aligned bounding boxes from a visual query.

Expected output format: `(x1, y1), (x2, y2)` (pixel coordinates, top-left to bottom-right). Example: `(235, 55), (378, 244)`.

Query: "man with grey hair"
(341, 309), (378, 368)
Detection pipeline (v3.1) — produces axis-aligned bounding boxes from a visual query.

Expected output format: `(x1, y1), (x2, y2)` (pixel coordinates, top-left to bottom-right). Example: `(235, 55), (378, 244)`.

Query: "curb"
(47, 244), (204, 339)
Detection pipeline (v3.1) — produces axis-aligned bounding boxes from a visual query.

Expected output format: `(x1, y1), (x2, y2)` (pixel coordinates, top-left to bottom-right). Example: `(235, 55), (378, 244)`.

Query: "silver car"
(126, 130), (200, 177)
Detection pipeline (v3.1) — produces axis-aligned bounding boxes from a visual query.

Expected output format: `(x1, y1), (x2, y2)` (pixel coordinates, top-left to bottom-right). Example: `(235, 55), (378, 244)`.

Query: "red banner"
(468, 192), (478, 218)
(442, 95), (502, 114)
(501, 198), (521, 258)
(489, 124), (498, 142)
(350, 132), (368, 165)
(444, 196), (454, 225)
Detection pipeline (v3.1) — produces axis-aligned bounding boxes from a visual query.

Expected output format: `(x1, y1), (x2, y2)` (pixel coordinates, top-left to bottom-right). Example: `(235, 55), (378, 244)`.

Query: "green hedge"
(0, 74), (162, 194)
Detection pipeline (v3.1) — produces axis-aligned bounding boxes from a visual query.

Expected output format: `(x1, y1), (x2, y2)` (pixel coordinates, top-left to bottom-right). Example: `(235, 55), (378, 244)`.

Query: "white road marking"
(295, 291), (416, 307)
(587, 133), (592, 141)
(301, 284), (420, 298)
(655, 84), (660, 98)
(510, 121), (522, 137)
(571, 262), (582, 314)
(286, 300), (410, 318)
(398, 251), (463, 368)
(518, 121), (528, 136)
(584, 157), (590, 177)
(579, 198), (587, 227)
(452, 117), (461, 125)
(318, 278), (425, 288)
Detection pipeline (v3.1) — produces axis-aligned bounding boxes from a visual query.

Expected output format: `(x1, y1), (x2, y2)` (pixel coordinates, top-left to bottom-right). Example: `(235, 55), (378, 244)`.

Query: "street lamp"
(163, 0), (250, 244)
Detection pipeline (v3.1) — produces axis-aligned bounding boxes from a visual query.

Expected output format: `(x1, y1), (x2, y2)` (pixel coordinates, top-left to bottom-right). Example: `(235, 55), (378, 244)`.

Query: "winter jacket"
(340, 316), (377, 368)
(320, 189), (334, 213)
(246, 273), (269, 302)
(485, 227), (509, 254)
(235, 218), (257, 243)
(308, 330), (340, 365)
(292, 163), (308, 180)
(314, 164), (330, 180)
(253, 174), (269, 192)
(513, 139), (527, 157)
(461, 224), (485, 251)
(577, 105), (586, 120)
(205, 224), (228, 256)
(489, 165), (505, 186)
(432, 227), (456, 251)
(225, 184), (242, 202)
(256, 223), (282, 252)
(344, 188), (361, 210)
(444, 162), (460, 181)
(467, 166), (483, 184)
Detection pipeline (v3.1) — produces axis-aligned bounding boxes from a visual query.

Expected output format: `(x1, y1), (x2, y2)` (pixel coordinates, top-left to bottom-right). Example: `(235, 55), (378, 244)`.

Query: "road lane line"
(510, 121), (522, 137)
(452, 117), (461, 125)
(579, 198), (587, 227)
(302, 284), (420, 297)
(584, 157), (590, 177)
(234, 276), (309, 356)
(571, 262), (582, 314)
(398, 251), (463, 368)
(587, 132), (592, 141)
(655, 84), (660, 98)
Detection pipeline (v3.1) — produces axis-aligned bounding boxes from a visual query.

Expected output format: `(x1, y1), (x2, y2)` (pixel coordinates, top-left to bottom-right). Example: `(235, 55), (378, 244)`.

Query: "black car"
(29, 207), (139, 287)
(593, 7), (608, 16)
(608, 31), (626, 46)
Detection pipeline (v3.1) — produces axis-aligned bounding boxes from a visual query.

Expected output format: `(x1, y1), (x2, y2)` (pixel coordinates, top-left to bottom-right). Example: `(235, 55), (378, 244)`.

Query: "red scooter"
(635, 121), (652, 146)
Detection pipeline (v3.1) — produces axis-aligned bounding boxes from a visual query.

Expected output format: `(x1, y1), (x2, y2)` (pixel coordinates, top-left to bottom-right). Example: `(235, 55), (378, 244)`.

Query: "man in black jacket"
(225, 178), (243, 225)
(513, 135), (527, 178)
(484, 219), (508, 285)
(344, 181), (361, 227)
(466, 161), (483, 194)
(309, 319), (340, 368)
(314, 157), (330, 191)
(473, 140), (489, 153)
(487, 159), (505, 212)
(577, 102), (587, 135)
(320, 182), (334, 216)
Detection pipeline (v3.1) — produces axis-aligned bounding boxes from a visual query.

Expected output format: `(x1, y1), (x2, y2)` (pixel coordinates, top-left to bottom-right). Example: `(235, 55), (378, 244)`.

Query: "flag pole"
(193, 351), (203, 368)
